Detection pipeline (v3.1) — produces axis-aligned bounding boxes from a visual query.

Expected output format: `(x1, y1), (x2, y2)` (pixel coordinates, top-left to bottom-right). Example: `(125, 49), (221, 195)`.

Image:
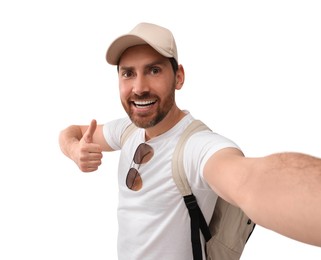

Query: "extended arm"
(204, 148), (321, 246)
(59, 119), (113, 172)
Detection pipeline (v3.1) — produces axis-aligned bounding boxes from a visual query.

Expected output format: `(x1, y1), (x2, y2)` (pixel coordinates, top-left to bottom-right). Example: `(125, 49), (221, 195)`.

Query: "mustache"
(130, 92), (158, 100)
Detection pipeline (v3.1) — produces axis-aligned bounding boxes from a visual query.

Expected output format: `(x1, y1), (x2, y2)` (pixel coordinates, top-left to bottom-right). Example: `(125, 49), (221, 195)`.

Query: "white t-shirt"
(103, 112), (240, 260)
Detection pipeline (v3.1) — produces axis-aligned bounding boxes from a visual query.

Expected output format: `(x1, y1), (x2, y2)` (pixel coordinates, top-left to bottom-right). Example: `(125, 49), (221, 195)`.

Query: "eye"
(150, 67), (160, 75)
(121, 70), (134, 78)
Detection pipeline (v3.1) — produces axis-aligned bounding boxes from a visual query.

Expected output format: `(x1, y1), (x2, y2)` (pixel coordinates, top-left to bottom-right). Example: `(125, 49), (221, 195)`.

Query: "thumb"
(83, 119), (97, 143)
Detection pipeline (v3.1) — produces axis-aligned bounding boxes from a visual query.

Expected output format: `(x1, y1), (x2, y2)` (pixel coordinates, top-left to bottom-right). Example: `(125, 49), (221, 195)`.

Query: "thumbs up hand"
(76, 119), (103, 172)
(83, 119), (97, 144)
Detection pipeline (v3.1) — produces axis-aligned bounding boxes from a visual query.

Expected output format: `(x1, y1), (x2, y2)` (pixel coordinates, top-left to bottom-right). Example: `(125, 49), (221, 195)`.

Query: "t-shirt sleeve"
(184, 130), (241, 181)
(102, 117), (132, 151)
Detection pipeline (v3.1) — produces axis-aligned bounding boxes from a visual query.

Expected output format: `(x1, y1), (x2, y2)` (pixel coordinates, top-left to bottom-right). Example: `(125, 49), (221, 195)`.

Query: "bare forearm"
(241, 152), (321, 246)
(59, 125), (83, 161)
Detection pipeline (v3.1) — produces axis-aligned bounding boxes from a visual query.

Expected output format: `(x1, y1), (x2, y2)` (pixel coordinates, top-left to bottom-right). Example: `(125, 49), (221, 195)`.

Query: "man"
(59, 22), (321, 259)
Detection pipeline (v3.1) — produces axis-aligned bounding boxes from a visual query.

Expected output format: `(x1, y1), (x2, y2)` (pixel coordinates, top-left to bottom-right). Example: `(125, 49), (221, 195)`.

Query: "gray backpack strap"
(120, 123), (137, 147)
(172, 120), (210, 196)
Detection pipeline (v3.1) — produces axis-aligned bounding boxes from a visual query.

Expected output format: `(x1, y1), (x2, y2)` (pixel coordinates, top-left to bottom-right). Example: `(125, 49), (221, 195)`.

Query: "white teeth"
(134, 100), (156, 106)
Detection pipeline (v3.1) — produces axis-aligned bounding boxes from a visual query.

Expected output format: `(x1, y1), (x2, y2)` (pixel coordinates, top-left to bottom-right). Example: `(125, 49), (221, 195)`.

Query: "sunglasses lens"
(126, 168), (142, 191)
(126, 143), (153, 191)
(133, 143), (154, 164)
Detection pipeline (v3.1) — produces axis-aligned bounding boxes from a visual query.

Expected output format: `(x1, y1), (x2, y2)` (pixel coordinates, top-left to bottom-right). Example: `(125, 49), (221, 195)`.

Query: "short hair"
(169, 58), (179, 74)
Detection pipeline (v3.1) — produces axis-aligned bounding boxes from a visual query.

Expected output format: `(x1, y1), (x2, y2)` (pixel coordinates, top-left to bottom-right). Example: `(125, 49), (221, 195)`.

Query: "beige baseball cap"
(106, 22), (178, 65)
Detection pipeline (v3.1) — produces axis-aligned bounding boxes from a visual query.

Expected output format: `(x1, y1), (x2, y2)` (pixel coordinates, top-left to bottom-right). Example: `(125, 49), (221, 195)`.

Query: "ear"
(175, 64), (185, 90)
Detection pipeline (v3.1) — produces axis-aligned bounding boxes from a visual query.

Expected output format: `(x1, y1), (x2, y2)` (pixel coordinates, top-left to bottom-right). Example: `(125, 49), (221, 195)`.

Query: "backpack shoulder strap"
(172, 119), (255, 260)
(172, 120), (210, 196)
(172, 119), (212, 260)
(120, 123), (137, 147)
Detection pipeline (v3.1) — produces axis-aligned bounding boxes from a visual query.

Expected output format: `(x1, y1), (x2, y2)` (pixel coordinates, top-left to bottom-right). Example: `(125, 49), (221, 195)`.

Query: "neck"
(144, 106), (186, 140)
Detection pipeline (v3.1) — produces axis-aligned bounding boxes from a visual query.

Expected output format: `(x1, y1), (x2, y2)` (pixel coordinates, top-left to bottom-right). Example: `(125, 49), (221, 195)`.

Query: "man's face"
(117, 45), (177, 128)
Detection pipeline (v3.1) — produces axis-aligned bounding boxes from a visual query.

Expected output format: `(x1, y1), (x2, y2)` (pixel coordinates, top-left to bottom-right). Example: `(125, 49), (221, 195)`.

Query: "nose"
(132, 74), (150, 95)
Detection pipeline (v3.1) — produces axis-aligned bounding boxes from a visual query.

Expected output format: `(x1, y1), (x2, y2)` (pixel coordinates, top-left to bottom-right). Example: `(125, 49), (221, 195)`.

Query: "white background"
(1, 0), (321, 259)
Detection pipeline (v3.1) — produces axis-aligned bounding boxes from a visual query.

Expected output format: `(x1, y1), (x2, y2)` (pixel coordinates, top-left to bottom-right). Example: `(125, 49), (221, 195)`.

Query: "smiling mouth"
(133, 100), (157, 108)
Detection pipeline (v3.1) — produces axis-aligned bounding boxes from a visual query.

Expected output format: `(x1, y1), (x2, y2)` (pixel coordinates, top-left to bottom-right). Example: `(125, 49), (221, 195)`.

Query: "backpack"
(120, 119), (255, 260)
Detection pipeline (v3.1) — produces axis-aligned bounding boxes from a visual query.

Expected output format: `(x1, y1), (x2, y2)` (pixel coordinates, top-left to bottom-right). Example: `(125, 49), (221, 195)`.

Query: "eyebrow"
(118, 65), (134, 72)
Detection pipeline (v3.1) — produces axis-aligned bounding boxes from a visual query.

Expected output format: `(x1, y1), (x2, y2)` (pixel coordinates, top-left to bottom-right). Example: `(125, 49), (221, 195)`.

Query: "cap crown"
(106, 22), (178, 65)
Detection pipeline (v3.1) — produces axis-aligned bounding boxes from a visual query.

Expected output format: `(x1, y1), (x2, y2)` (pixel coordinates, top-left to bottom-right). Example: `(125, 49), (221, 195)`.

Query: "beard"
(122, 84), (176, 129)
